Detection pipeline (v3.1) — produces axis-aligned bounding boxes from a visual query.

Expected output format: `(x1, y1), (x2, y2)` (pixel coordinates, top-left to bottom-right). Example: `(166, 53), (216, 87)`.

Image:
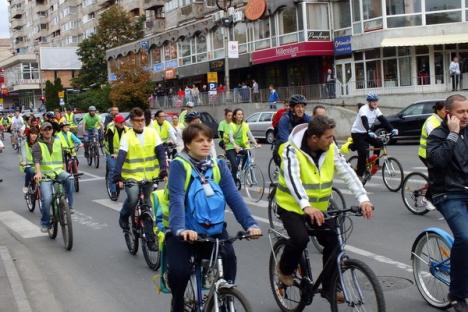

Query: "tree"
(68, 85), (111, 113)
(109, 62), (152, 111)
(44, 78), (64, 110)
(73, 5), (145, 89)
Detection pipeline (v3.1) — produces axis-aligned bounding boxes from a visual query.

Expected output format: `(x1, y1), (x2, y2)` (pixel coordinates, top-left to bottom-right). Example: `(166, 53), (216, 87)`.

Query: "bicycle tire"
(268, 185), (283, 230)
(124, 216), (139, 255)
(382, 157), (404, 192)
(93, 144), (100, 169)
(142, 238), (160, 271)
(72, 160), (79, 192)
(205, 287), (252, 312)
(269, 239), (307, 312)
(331, 187), (346, 211)
(412, 232), (451, 309)
(242, 164), (265, 202)
(268, 157), (279, 184)
(58, 197), (73, 251)
(347, 155), (358, 172)
(48, 201), (58, 239)
(105, 163), (120, 201)
(87, 145), (93, 166)
(183, 276), (197, 312)
(330, 258), (386, 312)
(401, 172), (430, 215)
(25, 184), (35, 212)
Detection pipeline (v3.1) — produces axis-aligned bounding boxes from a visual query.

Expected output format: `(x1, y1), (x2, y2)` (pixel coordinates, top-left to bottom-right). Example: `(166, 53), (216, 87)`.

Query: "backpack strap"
(175, 155), (221, 189)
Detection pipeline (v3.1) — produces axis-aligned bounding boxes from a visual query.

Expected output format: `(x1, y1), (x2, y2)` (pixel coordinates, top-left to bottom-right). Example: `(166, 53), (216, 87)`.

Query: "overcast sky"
(0, 0), (9, 38)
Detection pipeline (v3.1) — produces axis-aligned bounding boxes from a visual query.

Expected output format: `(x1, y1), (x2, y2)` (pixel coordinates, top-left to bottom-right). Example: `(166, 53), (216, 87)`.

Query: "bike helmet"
(289, 94), (307, 107)
(366, 92), (379, 102)
(60, 121), (70, 127)
(88, 105), (96, 111)
(46, 111), (55, 119)
(185, 111), (201, 123)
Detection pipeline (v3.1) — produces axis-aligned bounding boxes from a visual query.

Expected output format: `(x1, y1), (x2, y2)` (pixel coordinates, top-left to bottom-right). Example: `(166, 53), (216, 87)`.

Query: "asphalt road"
(0, 139), (452, 312)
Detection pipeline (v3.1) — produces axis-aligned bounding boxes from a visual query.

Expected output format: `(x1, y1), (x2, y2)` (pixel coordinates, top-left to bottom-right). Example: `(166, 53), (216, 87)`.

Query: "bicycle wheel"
(58, 197), (73, 251)
(268, 186), (283, 230)
(412, 232), (451, 309)
(48, 202), (58, 239)
(401, 172), (430, 215)
(330, 258), (386, 312)
(331, 187), (346, 211)
(206, 287), (252, 312)
(72, 160), (79, 192)
(93, 144), (100, 169)
(25, 184), (35, 212)
(243, 164), (265, 202)
(347, 156), (358, 172)
(268, 157), (279, 184)
(382, 157), (404, 192)
(105, 164), (120, 201)
(183, 276), (197, 312)
(142, 238), (160, 271)
(124, 216), (139, 255)
(87, 145), (93, 166)
(269, 239), (307, 312)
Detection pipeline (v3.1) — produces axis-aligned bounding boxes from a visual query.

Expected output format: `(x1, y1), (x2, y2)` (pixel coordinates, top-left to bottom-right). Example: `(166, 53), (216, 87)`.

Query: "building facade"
(106, 0), (468, 100)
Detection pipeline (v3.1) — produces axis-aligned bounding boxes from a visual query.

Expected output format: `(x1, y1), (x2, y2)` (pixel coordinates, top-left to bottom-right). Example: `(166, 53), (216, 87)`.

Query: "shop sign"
(165, 59), (178, 69)
(139, 40), (150, 51)
(207, 72), (218, 83)
(153, 63), (164, 72)
(208, 82), (217, 96)
(244, 0), (266, 21)
(228, 41), (239, 59)
(334, 36), (352, 56)
(58, 91), (64, 98)
(308, 31), (330, 41)
(164, 69), (177, 80)
(251, 41), (334, 65)
(209, 60), (225, 71)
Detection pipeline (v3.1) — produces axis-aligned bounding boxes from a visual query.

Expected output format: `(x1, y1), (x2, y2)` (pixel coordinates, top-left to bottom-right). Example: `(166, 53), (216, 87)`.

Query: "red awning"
(251, 41), (334, 65)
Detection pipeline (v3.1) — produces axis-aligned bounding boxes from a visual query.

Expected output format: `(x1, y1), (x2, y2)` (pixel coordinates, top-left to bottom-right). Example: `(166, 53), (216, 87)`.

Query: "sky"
(0, 0), (9, 38)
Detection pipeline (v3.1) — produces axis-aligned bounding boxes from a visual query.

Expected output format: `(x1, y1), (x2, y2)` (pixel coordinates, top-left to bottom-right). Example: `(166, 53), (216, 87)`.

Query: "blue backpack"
(176, 157), (225, 236)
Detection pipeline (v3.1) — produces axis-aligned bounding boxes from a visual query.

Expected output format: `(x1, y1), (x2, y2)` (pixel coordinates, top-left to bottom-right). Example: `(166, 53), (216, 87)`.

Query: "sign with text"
(208, 82), (217, 96)
(308, 31), (331, 41)
(209, 60), (225, 71)
(207, 72), (218, 83)
(228, 41), (239, 58)
(58, 91), (64, 98)
(164, 69), (177, 80)
(251, 41), (334, 65)
(153, 63), (164, 72)
(244, 0), (266, 21)
(334, 36), (352, 56)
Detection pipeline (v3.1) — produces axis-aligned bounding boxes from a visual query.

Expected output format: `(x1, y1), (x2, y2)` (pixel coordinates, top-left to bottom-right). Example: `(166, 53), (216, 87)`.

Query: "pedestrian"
(268, 84), (279, 109)
(449, 57), (461, 91)
(156, 83), (166, 108)
(252, 79), (259, 102)
(427, 94), (468, 312)
(326, 69), (336, 98)
(191, 84), (200, 106)
(184, 85), (193, 105)
(177, 87), (185, 107)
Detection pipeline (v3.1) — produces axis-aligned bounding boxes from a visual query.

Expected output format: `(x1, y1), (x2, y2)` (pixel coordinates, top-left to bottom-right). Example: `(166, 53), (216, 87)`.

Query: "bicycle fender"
(411, 227), (454, 257)
(215, 279), (236, 290)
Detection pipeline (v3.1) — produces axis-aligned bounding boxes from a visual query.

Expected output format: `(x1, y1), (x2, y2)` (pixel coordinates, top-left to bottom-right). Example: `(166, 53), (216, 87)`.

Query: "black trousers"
(225, 149), (247, 181)
(419, 156), (433, 201)
(278, 207), (339, 292)
(166, 228), (236, 312)
(351, 132), (383, 177)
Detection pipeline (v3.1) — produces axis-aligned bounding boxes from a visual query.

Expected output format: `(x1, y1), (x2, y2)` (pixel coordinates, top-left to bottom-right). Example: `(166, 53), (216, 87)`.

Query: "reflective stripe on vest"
(105, 123), (127, 155)
(418, 114), (442, 159)
(155, 120), (171, 143)
(121, 128), (160, 181)
(275, 142), (335, 213)
(38, 140), (64, 175)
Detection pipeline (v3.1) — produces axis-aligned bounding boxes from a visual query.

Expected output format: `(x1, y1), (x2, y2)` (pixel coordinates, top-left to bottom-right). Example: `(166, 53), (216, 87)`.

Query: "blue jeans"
(24, 166), (35, 187)
(106, 155), (116, 193)
(434, 194), (468, 299)
(119, 182), (153, 220)
(40, 172), (74, 227)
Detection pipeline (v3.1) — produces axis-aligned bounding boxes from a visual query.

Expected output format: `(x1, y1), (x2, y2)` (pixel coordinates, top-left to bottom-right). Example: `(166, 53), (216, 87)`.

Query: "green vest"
(105, 123), (128, 155)
(65, 112), (75, 126)
(38, 140), (64, 176)
(19, 143), (34, 172)
(226, 122), (250, 150)
(121, 128), (160, 181)
(276, 142), (335, 213)
(418, 114), (442, 159)
(154, 120), (171, 143)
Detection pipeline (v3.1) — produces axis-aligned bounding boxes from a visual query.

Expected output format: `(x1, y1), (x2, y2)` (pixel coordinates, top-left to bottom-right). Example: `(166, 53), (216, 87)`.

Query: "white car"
(246, 111), (275, 144)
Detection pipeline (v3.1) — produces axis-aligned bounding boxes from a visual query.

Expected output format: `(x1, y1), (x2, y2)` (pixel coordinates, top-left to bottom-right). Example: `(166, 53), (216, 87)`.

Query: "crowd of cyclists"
(0, 90), (466, 312)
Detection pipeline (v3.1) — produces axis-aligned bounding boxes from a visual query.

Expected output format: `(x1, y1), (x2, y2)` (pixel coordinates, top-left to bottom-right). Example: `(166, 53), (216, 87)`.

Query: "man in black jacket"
(427, 94), (468, 312)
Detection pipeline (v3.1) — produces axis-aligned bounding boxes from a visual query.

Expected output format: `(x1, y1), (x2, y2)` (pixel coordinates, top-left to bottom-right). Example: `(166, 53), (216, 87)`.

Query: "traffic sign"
(58, 91), (65, 98)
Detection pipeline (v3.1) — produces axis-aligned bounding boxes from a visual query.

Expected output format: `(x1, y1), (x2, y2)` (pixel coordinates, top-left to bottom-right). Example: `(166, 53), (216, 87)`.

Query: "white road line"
(80, 177), (105, 183)
(0, 211), (47, 238)
(245, 199), (268, 208)
(0, 246), (33, 312)
(79, 170), (103, 179)
(411, 167), (427, 171)
(72, 211), (108, 230)
(93, 199), (121, 212)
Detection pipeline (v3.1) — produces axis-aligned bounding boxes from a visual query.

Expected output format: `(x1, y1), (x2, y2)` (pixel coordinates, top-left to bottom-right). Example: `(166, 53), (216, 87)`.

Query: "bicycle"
(64, 147), (83, 193)
(123, 178), (162, 271)
(268, 205), (385, 312)
(267, 183), (346, 254)
(347, 133), (403, 192)
(105, 156), (120, 201)
(0, 125), (4, 141)
(178, 231), (256, 312)
(268, 156), (279, 184)
(41, 174), (74, 251)
(24, 165), (40, 213)
(11, 130), (22, 153)
(411, 227), (452, 309)
(401, 172), (433, 215)
(85, 132), (100, 169)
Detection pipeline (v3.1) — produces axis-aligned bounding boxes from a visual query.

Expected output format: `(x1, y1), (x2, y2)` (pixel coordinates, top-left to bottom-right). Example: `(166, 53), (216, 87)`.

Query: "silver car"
(246, 111), (275, 144)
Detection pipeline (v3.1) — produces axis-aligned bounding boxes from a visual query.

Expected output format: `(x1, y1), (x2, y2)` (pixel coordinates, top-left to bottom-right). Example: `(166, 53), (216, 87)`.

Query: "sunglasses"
(132, 118), (145, 122)
(42, 127), (53, 131)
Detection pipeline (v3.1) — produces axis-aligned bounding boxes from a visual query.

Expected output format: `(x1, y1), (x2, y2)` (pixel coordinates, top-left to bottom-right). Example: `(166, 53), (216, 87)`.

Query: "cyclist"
(82, 106), (103, 159)
(217, 108), (232, 151)
(33, 122), (74, 232)
(54, 109), (65, 124)
(312, 104), (327, 117)
(179, 101), (194, 128)
(225, 108), (259, 182)
(11, 109), (25, 147)
(63, 107), (77, 135)
(165, 123), (261, 312)
(44, 111), (60, 135)
(113, 107), (167, 251)
(185, 111), (217, 158)
(20, 127), (39, 194)
(56, 122), (83, 165)
(1, 113), (11, 133)
(427, 94), (468, 312)
(171, 114), (183, 153)
(154, 110), (178, 145)
(275, 116), (373, 301)
(104, 114), (128, 197)
(104, 106), (119, 129)
(350, 92), (397, 181)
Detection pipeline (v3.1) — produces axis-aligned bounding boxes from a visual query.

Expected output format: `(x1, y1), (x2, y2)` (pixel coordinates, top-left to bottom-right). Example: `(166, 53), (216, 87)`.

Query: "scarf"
(180, 151), (213, 173)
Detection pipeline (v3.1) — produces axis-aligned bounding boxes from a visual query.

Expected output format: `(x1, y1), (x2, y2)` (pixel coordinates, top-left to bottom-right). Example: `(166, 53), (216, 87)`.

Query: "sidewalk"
(0, 221), (63, 312)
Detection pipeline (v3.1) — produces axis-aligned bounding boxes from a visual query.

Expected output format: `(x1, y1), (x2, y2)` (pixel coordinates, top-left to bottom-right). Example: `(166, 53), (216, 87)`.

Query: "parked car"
(246, 111), (275, 144)
(372, 99), (444, 144)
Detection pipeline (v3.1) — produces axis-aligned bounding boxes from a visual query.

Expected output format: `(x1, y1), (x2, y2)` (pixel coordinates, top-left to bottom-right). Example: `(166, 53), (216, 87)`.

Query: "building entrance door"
(447, 51), (468, 90)
(335, 61), (352, 96)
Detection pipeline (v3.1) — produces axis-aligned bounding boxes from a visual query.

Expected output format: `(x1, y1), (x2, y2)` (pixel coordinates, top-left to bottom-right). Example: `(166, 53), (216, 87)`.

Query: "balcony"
(10, 6), (24, 18)
(34, 3), (48, 13)
(144, 18), (165, 35)
(34, 28), (49, 39)
(11, 19), (25, 29)
(177, 2), (205, 23)
(99, 0), (116, 9)
(143, 0), (164, 10)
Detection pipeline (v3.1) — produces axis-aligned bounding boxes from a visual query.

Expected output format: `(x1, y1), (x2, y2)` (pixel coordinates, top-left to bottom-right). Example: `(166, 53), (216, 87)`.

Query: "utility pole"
(217, 0), (233, 99)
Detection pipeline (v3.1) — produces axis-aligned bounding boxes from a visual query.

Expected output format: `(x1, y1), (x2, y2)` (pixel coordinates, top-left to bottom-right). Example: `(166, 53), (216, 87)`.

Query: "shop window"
(151, 47), (161, 64)
(306, 3), (329, 30)
(354, 52), (363, 61)
(355, 63), (365, 89)
(426, 11), (462, 25)
(366, 48), (381, 60)
(399, 56), (412, 86)
(366, 60), (382, 88)
(434, 52), (444, 84)
(425, 0), (461, 11)
(333, 1), (351, 30)
(415, 46), (429, 54)
(387, 15), (422, 28)
(386, 0), (421, 15)
(459, 43), (468, 49)
(434, 45), (444, 51)
(383, 47), (396, 58)
(383, 59), (398, 87)
(398, 47), (411, 56)
(416, 55), (430, 85)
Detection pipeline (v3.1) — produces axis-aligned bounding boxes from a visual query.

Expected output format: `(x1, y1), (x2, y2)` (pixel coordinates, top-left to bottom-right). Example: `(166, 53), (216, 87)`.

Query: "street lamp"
(216, 0), (234, 99)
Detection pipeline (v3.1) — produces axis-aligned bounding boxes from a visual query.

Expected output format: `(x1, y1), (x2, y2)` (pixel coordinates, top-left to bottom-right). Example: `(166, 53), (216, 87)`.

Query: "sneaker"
(40, 225), (48, 233)
(449, 294), (468, 312)
(69, 208), (75, 214)
(276, 264), (294, 287)
(22, 186), (28, 194)
(421, 198), (436, 211)
(119, 217), (130, 231)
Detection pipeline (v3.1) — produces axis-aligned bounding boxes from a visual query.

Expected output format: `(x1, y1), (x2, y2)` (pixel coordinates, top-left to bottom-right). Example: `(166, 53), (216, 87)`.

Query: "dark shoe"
(449, 294), (468, 312)
(276, 264), (294, 286)
(119, 217), (130, 231)
(84, 151), (89, 158)
(69, 208), (75, 215)
(146, 239), (158, 252)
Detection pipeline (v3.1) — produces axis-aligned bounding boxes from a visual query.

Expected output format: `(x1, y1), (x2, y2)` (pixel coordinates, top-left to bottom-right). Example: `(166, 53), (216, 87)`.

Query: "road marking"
(0, 246), (33, 312)
(79, 170), (103, 179)
(0, 211), (47, 238)
(80, 177), (105, 183)
(93, 199), (121, 212)
(72, 211), (108, 230)
(411, 167), (427, 171)
(245, 199), (268, 208)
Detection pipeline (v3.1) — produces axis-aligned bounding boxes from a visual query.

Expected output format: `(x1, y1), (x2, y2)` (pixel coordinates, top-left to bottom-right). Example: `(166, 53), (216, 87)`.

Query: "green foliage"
(68, 85), (111, 112)
(44, 78), (64, 110)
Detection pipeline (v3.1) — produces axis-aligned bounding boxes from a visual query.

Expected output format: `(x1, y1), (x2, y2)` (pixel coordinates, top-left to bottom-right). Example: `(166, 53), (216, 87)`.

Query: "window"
(402, 104), (424, 116)
(212, 28), (224, 50)
(425, 0), (461, 11)
(426, 11), (461, 24)
(387, 15), (422, 27)
(140, 50), (149, 67)
(151, 47), (161, 64)
(178, 39), (191, 65)
(164, 41), (177, 61)
(246, 113), (260, 123)
(233, 22), (247, 53)
(252, 19), (270, 50)
(352, 0), (362, 33)
(195, 34), (207, 62)
(355, 63), (365, 89)
(259, 112), (273, 122)
(279, 7), (297, 34)
(333, 1), (351, 36)
(386, 0), (421, 15)
(306, 3), (329, 30)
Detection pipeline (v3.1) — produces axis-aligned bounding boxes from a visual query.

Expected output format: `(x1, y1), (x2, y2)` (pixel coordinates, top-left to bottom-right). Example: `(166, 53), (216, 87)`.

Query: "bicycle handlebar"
(123, 178), (163, 187)
(192, 231), (262, 244)
(324, 205), (368, 220)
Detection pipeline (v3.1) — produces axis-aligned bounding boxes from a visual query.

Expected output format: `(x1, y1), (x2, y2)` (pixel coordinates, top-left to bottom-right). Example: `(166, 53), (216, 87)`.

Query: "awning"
(381, 33), (468, 47)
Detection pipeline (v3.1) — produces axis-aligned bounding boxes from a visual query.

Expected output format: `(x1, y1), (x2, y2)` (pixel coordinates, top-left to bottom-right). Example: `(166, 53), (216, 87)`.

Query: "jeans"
(40, 172), (73, 227)
(24, 166), (35, 187)
(106, 155), (116, 193)
(166, 228), (236, 312)
(451, 74), (460, 91)
(433, 194), (468, 299)
(84, 129), (98, 154)
(351, 132), (383, 177)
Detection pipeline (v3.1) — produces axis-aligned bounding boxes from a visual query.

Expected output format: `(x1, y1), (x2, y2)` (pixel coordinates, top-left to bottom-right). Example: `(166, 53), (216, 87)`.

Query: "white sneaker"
(421, 198), (436, 211)
(22, 187), (28, 194)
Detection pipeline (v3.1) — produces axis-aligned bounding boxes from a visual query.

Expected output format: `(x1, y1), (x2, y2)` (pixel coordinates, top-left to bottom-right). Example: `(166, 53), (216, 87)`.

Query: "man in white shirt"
(11, 109), (25, 147)
(449, 57), (461, 91)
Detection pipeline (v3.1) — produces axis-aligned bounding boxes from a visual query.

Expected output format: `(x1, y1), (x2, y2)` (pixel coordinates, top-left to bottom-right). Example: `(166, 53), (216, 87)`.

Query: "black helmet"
(185, 111), (201, 123)
(46, 111), (55, 119)
(289, 94), (307, 107)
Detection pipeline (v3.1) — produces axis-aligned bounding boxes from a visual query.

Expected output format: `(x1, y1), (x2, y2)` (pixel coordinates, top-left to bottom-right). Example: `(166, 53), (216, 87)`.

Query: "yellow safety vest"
(38, 140), (64, 175)
(418, 114), (442, 159)
(105, 123), (128, 155)
(65, 113), (75, 126)
(227, 122), (250, 150)
(276, 142), (335, 213)
(121, 128), (160, 181)
(154, 120), (171, 143)
(19, 143), (34, 172)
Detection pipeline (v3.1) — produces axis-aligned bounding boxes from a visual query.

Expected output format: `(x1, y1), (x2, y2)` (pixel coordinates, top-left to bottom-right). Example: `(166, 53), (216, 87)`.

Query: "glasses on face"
(132, 118), (145, 123)
(42, 127), (52, 131)
(158, 115), (166, 118)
